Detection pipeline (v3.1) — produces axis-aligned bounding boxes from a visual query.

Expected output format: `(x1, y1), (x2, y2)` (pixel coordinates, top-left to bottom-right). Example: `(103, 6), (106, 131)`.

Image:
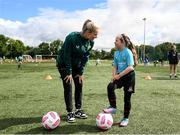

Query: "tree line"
(0, 34), (179, 61)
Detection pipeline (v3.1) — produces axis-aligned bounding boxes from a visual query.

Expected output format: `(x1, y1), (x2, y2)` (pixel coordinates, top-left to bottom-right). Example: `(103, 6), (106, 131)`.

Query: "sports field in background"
(0, 61), (180, 134)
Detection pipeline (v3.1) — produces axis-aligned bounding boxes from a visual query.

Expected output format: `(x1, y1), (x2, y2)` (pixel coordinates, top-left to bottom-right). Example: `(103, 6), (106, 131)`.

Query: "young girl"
(168, 44), (179, 78)
(103, 34), (138, 127)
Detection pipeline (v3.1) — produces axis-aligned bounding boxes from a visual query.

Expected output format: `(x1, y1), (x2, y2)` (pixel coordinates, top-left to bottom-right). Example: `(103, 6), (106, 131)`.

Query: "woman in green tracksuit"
(56, 19), (99, 123)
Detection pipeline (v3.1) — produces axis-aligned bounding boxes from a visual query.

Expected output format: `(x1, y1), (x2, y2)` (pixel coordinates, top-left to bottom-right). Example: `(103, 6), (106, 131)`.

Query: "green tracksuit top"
(56, 32), (94, 75)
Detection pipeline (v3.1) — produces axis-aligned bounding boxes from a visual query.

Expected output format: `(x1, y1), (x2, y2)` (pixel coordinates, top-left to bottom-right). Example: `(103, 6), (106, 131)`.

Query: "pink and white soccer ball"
(96, 113), (113, 130)
(42, 111), (60, 129)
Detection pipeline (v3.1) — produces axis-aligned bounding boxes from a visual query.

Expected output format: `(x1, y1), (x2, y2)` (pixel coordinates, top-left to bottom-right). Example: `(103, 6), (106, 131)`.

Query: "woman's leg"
(58, 68), (73, 113)
(170, 64), (173, 77)
(174, 64), (177, 77)
(73, 76), (83, 110)
(73, 75), (88, 119)
(62, 78), (73, 112)
(58, 67), (75, 122)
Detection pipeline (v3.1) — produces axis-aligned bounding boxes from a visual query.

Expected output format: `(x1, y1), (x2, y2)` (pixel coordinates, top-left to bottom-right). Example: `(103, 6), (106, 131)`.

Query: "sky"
(0, 0), (180, 49)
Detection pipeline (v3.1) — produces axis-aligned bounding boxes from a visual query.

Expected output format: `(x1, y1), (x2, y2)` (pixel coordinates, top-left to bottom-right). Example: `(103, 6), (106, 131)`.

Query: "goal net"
(22, 55), (34, 62)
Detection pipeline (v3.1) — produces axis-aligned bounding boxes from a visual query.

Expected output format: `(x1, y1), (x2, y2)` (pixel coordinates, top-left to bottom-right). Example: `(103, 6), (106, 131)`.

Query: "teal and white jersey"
(113, 47), (134, 73)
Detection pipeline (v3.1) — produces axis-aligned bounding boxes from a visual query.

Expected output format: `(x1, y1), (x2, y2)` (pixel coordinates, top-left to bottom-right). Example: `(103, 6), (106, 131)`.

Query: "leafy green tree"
(6, 39), (25, 58)
(155, 42), (172, 60)
(38, 42), (50, 55)
(50, 39), (63, 55)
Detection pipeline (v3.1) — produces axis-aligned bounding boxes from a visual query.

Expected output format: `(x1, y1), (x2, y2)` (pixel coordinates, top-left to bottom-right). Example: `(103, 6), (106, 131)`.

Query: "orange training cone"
(145, 75), (152, 80)
(45, 75), (53, 80)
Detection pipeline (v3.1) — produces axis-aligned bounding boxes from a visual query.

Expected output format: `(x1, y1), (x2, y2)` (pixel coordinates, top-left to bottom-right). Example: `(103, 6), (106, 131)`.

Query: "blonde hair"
(171, 44), (176, 50)
(82, 19), (99, 33)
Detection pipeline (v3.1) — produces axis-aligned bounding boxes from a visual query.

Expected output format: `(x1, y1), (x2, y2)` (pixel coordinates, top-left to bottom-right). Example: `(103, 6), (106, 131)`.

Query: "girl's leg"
(104, 79), (123, 113)
(119, 90), (132, 127)
(103, 82), (119, 114)
(123, 91), (132, 118)
(107, 82), (118, 108)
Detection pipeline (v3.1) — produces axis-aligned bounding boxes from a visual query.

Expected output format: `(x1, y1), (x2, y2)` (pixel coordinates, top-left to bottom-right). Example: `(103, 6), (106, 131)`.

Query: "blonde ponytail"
(82, 19), (99, 33)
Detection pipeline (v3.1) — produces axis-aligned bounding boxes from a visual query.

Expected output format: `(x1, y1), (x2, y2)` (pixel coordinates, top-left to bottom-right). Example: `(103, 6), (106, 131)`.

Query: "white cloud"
(0, 0), (180, 49)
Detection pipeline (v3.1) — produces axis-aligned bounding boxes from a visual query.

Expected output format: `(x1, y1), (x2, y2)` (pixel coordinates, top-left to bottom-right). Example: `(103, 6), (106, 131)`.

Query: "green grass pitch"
(0, 61), (180, 134)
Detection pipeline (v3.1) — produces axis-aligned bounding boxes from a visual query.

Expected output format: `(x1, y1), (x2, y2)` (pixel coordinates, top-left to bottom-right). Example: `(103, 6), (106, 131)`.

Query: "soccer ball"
(96, 113), (113, 130)
(42, 111), (60, 129)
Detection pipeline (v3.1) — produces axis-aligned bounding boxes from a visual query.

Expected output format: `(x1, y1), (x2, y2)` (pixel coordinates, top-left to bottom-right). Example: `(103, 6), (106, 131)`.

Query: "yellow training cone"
(45, 75), (53, 80)
(145, 75), (152, 80)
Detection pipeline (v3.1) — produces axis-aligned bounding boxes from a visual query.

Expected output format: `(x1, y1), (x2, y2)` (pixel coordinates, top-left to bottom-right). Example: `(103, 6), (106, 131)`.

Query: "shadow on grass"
(151, 91), (180, 97)
(152, 76), (180, 80)
(15, 124), (101, 134)
(0, 115), (102, 134)
(14, 115), (100, 134)
(0, 117), (41, 131)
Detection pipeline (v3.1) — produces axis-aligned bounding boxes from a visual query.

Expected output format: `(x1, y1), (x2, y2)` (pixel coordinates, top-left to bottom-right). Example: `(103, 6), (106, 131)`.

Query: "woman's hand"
(113, 74), (121, 80)
(75, 75), (84, 84)
(64, 75), (73, 84)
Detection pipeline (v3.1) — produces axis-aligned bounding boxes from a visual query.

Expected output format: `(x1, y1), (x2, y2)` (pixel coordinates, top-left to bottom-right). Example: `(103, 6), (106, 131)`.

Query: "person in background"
(144, 57), (149, 66)
(168, 44), (179, 78)
(96, 58), (100, 66)
(17, 56), (23, 70)
(0, 57), (3, 64)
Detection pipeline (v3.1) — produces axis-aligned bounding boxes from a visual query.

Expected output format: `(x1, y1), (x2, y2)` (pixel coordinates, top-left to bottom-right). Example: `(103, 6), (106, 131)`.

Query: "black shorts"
(169, 60), (178, 65)
(113, 71), (135, 93)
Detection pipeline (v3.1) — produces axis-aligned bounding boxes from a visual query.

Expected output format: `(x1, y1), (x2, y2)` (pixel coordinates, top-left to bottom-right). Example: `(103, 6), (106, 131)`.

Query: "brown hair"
(82, 19), (99, 34)
(118, 34), (138, 67)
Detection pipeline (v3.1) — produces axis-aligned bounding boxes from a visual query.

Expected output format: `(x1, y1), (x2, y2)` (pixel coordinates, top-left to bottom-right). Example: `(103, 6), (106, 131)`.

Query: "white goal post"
(22, 55), (34, 62)
(35, 55), (42, 63)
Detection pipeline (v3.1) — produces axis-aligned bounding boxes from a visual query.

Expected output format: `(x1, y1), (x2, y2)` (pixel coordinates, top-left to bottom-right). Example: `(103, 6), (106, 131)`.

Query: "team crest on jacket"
(87, 45), (91, 50)
(76, 45), (80, 49)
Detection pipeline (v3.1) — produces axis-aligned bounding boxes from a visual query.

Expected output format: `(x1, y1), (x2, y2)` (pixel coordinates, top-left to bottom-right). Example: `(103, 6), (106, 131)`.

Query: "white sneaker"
(75, 109), (88, 119)
(67, 112), (76, 123)
(119, 118), (129, 127)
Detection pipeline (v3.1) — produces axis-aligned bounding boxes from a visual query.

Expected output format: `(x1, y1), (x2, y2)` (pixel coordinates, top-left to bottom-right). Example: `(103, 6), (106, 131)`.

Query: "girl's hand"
(64, 75), (73, 84)
(113, 74), (120, 80)
(75, 75), (84, 84)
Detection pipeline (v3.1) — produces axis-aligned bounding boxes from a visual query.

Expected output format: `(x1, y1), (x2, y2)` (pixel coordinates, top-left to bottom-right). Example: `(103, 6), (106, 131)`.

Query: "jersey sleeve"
(127, 50), (134, 66)
(63, 35), (73, 75)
